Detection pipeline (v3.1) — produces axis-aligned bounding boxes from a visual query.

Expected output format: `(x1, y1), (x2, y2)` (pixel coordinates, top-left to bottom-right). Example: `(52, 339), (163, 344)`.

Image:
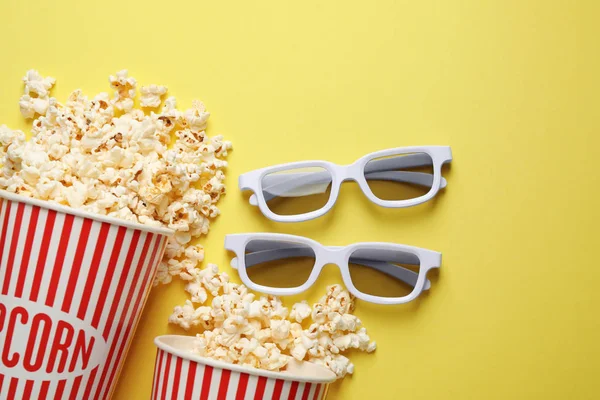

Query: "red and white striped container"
(152, 335), (337, 400)
(0, 190), (171, 400)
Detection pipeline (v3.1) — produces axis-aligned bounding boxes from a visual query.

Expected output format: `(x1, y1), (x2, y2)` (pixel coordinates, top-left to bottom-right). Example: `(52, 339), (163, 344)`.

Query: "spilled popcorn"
(0, 69), (231, 286)
(170, 275), (376, 378)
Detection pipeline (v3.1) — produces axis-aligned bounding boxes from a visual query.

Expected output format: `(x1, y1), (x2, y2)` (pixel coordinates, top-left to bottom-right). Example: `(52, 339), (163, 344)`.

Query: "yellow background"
(0, 1), (598, 398)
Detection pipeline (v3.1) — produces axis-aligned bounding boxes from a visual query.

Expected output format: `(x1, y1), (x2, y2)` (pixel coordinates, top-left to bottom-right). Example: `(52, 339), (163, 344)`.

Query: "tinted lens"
(244, 239), (316, 288)
(364, 152), (434, 201)
(348, 248), (420, 298)
(261, 167), (332, 216)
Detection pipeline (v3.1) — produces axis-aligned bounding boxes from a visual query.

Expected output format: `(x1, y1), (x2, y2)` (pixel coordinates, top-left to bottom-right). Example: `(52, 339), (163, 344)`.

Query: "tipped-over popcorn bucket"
(0, 191), (171, 400)
(152, 335), (337, 400)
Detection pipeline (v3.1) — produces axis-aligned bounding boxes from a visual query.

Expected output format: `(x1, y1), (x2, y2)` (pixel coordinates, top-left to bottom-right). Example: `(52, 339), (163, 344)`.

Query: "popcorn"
(140, 85), (168, 108)
(169, 301), (212, 330)
(320, 284), (355, 315)
(176, 282), (375, 379)
(201, 264), (229, 296)
(185, 280), (208, 304)
(331, 328), (376, 353)
(290, 300), (311, 323)
(19, 95), (50, 119)
(219, 315), (253, 347)
(308, 354), (354, 378)
(23, 69), (56, 97)
(154, 262), (172, 285)
(261, 296), (289, 320)
(184, 100), (210, 132)
(270, 319), (293, 349)
(184, 244), (205, 263)
(320, 313), (361, 334)
(18, 70), (56, 120)
(180, 263), (228, 303)
(109, 70), (136, 112)
(1, 69), (231, 298)
(290, 330), (319, 360)
(262, 343), (289, 370)
(256, 328), (272, 344)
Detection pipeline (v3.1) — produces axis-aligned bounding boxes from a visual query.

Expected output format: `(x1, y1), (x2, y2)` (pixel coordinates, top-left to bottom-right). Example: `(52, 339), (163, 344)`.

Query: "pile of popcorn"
(0, 70), (231, 285)
(170, 273), (376, 378)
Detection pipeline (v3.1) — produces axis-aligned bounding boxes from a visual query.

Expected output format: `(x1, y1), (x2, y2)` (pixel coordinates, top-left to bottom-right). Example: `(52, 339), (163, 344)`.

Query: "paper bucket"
(151, 335), (337, 400)
(0, 190), (171, 399)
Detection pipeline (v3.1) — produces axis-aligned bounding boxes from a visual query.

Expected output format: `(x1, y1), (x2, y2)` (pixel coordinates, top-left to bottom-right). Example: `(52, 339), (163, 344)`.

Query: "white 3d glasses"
(225, 233), (442, 305)
(239, 146), (452, 222)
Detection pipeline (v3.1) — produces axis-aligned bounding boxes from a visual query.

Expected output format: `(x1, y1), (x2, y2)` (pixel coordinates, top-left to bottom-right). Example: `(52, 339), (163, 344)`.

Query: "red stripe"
(312, 384), (321, 400)
(93, 231), (143, 400)
(14, 206), (40, 298)
(143, 237), (167, 294)
(160, 353), (172, 400)
(0, 374), (4, 394)
(96, 232), (166, 396)
(200, 366), (214, 400)
(82, 366), (99, 399)
(101, 230), (141, 338)
(91, 226), (127, 328)
(0, 201), (12, 271)
(45, 214), (75, 306)
(171, 356), (183, 399)
(127, 236), (163, 333)
(218, 369), (232, 399)
(61, 218), (93, 313)
(272, 379), (284, 400)
(288, 381), (299, 400)
(2, 202), (25, 295)
(151, 349), (160, 400)
(38, 381), (50, 399)
(118, 237), (166, 399)
(30, 210), (56, 302)
(236, 373), (250, 400)
(98, 233), (155, 398)
(184, 360), (197, 400)
(69, 375), (83, 400)
(55, 380), (66, 397)
(153, 350), (165, 398)
(301, 383), (312, 400)
(101, 235), (165, 398)
(7, 377), (18, 398)
(134, 236), (165, 308)
(22, 380), (34, 400)
(254, 376), (267, 399)
(77, 222), (110, 320)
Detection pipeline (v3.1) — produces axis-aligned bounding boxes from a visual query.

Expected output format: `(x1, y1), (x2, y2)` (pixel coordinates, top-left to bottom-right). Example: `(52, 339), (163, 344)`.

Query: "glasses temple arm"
(363, 153), (433, 173)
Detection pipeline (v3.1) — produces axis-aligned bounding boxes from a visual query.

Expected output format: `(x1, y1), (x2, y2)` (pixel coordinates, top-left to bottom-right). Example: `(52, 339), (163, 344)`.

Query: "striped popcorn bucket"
(152, 335), (337, 400)
(0, 190), (171, 400)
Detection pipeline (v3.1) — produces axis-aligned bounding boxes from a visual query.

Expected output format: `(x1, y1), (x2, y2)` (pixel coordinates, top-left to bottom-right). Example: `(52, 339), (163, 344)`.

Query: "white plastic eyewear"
(239, 146), (452, 222)
(225, 233), (442, 305)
